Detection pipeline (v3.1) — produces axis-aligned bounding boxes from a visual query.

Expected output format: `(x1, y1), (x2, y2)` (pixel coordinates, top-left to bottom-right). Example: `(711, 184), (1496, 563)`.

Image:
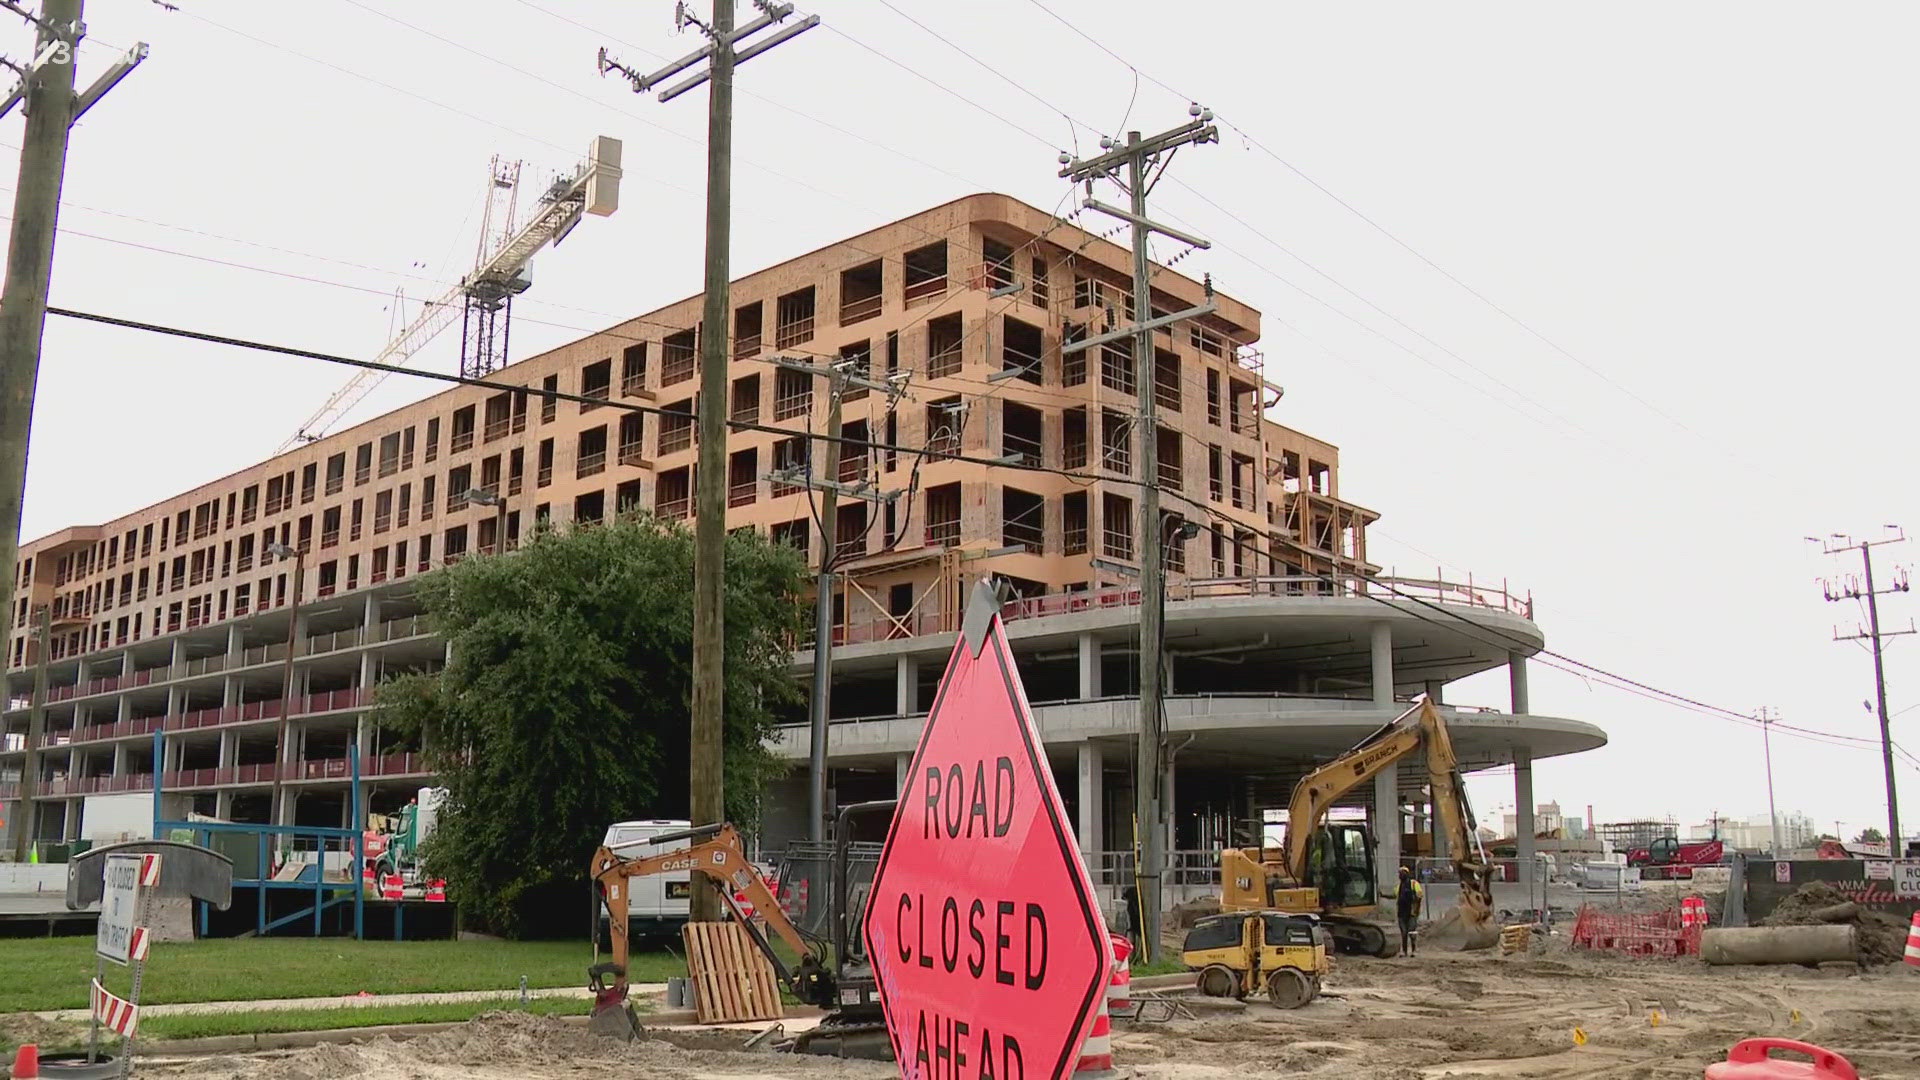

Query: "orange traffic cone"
(11, 1043), (40, 1079)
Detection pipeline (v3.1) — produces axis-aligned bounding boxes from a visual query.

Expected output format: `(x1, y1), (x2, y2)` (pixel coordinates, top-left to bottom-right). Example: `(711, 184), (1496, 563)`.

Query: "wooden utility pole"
(0, 0), (82, 655)
(1816, 528), (1913, 857)
(10, 604), (48, 861)
(599, 0), (817, 922)
(1060, 107), (1217, 961)
(687, 0), (733, 924)
(0, 0), (145, 651)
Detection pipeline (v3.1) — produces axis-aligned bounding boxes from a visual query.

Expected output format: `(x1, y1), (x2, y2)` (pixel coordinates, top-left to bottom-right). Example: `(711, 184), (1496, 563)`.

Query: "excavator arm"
(588, 823), (837, 1013)
(1279, 699), (1495, 947)
(1414, 701), (1497, 939)
(1281, 707), (1425, 886)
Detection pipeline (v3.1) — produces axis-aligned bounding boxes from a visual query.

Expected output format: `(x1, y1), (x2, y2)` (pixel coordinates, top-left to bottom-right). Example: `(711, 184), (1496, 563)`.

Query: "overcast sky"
(11, 1), (1917, 842)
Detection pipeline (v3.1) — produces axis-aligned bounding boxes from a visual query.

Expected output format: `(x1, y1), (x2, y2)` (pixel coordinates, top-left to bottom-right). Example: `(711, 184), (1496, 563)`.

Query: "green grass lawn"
(140, 998), (595, 1042)
(3, 999), (601, 1059)
(0, 938), (685, 1014)
(1131, 956), (1190, 977)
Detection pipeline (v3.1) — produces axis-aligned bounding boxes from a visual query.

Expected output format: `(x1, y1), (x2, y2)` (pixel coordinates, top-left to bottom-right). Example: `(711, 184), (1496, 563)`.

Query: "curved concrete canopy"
(777, 695), (1606, 780)
(802, 592), (1547, 694)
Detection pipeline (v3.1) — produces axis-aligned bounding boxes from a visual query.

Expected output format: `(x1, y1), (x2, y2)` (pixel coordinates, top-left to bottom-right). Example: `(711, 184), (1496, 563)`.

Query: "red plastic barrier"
(1704, 1039), (1857, 1080)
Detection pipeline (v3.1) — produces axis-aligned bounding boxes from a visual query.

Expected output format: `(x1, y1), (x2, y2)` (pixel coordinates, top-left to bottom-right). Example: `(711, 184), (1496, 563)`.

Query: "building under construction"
(0, 193), (1605, 898)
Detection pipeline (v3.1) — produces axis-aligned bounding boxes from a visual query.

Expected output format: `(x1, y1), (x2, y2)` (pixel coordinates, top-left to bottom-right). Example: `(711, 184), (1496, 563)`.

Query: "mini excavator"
(588, 803), (896, 1058)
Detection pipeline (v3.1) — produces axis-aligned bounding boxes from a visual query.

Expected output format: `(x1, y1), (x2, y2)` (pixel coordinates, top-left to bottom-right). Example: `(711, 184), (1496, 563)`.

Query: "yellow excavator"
(1220, 699), (1497, 956)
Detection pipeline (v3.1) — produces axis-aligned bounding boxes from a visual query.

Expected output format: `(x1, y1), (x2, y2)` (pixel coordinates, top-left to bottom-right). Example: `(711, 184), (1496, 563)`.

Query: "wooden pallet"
(681, 921), (784, 1024)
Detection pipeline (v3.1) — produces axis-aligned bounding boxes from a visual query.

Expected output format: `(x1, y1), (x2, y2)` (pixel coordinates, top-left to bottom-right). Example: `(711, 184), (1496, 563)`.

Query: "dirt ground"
(133, 949), (1920, 1080)
(1120, 948), (1919, 1080)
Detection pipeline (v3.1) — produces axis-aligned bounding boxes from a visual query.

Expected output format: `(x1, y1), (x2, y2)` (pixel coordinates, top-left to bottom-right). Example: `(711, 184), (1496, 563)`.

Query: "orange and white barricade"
(1075, 936), (1120, 1076)
(1107, 932), (1133, 1016)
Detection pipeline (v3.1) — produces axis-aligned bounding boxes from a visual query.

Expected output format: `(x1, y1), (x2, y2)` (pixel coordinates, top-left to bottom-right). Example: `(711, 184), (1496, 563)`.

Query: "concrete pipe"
(1807, 901), (1860, 924)
(1700, 926), (1856, 966)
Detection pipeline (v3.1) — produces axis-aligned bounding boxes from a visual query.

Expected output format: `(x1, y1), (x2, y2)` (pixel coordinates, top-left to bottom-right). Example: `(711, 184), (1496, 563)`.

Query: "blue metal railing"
(151, 731), (365, 939)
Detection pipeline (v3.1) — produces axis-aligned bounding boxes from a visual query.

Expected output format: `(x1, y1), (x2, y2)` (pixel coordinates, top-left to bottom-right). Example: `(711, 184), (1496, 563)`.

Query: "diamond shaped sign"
(864, 582), (1111, 1080)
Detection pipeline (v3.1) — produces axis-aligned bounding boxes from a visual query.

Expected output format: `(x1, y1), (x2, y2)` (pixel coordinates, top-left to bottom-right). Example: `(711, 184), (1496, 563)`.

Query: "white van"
(601, 819), (693, 941)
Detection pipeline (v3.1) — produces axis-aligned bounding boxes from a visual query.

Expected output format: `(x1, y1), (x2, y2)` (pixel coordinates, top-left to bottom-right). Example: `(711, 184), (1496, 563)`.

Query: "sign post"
(93, 852), (159, 1075)
(864, 581), (1113, 1079)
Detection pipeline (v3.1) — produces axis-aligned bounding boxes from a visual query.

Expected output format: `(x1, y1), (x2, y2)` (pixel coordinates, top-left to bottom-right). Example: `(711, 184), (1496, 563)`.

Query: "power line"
(819, 11), (1682, 479)
(508, 0), (994, 195)
(1016, 0), (1728, 455)
(29, 212), (1889, 763)
(51, 298), (1885, 766)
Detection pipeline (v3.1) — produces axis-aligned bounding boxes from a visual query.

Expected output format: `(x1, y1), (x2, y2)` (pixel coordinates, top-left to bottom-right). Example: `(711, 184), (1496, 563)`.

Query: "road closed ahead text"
(866, 620), (1108, 1080)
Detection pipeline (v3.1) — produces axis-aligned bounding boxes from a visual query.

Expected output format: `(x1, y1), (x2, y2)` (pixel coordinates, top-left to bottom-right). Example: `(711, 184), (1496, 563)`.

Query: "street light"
(265, 540), (304, 838)
(465, 488), (508, 553)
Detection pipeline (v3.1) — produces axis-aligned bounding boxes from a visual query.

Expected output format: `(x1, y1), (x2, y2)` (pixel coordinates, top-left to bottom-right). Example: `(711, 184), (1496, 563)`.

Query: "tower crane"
(280, 136), (623, 452)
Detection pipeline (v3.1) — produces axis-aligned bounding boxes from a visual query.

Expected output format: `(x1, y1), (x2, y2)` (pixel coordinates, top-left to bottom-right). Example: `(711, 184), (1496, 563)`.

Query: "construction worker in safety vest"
(1396, 865), (1423, 957)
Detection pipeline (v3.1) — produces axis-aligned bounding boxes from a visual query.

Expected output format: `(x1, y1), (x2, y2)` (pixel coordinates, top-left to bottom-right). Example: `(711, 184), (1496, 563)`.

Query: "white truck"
(601, 819), (694, 941)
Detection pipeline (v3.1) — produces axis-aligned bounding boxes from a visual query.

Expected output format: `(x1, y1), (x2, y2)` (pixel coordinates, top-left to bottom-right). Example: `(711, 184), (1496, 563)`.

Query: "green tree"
(1854, 826), (1886, 845)
(372, 514), (808, 937)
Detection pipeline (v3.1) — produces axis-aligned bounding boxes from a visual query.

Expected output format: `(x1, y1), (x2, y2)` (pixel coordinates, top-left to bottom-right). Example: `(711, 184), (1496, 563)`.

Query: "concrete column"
(169, 637), (186, 675)
(1077, 741), (1103, 861)
(215, 790), (233, 819)
(218, 729), (237, 769)
(1369, 621), (1394, 705)
(1375, 762), (1401, 895)
(1077, 633), (1101, 700)
(362, 591), (381, 631)
(111, 742), (127, 776)
(225, 624), (243, 659)
(117, 694), (131, 722)
(1509, 651), (1529, 715)
(895, 655), (919, 716)
(1514, 745), (1537, 909)
(895, 752), (912, 795)
(1423, 680), (1444, 704)
(222, 675), (239, 709)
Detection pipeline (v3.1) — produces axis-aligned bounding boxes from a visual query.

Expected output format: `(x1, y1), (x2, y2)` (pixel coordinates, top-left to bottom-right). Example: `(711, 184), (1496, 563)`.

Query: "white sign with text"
(95, 854), (149, 965)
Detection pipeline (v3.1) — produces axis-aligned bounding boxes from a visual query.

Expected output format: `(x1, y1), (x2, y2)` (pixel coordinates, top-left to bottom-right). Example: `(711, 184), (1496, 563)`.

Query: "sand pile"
(1760, 881), (1913, 964)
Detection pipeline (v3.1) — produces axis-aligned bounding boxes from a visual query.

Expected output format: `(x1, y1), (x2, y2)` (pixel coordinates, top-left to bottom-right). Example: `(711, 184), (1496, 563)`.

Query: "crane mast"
(280, 136), (623, 451)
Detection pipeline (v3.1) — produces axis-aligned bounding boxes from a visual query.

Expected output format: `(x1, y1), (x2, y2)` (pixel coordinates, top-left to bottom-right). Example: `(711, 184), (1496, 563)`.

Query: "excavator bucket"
(1421, 886), (1499, 951)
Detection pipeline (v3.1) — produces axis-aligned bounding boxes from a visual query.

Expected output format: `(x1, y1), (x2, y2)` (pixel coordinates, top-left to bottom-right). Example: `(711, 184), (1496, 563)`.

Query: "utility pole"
(765, 356), (904, 842)
(10, 604), (48, 861)
(1060, 106), (1217, 961)
(599, 1), (817, 921)
(1813, 527), (1913, 856)
(0, 0), (146, 652)
(1755, 706), (1781, 857)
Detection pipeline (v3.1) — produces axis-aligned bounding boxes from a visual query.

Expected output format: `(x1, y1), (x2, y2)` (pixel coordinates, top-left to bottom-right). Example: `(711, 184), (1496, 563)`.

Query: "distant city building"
(1502, 801), (1566, 838)
(1684, 812), (1817, 852)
